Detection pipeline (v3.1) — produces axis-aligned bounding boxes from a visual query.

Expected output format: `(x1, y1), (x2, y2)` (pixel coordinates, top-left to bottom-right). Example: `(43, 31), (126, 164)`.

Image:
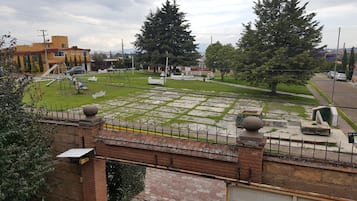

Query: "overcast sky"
(1, 0), (356, 53)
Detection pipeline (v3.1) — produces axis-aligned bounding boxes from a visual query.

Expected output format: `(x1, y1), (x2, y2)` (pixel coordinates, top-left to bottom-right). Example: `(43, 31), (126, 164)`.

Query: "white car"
(327, 71), (337, 79)
(335, 73), (347, 81)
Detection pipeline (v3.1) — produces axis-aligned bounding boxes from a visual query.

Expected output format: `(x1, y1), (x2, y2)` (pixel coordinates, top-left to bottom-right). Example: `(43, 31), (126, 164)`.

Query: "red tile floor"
(133, 167), (226, 201)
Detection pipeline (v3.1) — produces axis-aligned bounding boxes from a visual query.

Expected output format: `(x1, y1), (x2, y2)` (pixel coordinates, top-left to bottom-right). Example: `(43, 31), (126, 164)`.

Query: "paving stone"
(179, 115), (216, 125)
(105, 99), (130, 106)
(201, 101), (231, 108)
(126, 103), (157, 110)
(188, 109), (221, 117)
(180, 96), (206, 102)
(167, 101), (200, 109)
(156, 106), (189, 114)
(142, 99), (167, 105)
(195, 105), (226, 112)
(148, 95), (175, 102)
(145, 111), (178, 119)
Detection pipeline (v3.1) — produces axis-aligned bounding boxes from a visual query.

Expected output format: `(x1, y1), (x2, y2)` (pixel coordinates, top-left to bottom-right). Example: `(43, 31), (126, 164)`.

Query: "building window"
(54, 51), (65, 57)
(61, 43), (66, 48)
(32, 54), (39, 62)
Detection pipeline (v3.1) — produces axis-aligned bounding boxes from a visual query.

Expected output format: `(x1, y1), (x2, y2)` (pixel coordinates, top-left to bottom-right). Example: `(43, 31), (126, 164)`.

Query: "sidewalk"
(208, 80), (315, 99)
(307, 83), (353, 135)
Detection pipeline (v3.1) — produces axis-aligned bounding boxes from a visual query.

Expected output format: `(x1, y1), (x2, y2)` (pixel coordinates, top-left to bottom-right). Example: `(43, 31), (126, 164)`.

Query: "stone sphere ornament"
(242, 116), (264, 132)
(83, 105), (98, 117)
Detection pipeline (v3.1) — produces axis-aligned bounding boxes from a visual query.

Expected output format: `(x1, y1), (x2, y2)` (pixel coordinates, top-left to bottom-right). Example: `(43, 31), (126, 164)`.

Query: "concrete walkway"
(207, 80), (315, 99)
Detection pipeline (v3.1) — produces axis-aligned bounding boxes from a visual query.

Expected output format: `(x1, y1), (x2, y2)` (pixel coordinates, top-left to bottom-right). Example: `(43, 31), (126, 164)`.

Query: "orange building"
(14, 36), (91, 73)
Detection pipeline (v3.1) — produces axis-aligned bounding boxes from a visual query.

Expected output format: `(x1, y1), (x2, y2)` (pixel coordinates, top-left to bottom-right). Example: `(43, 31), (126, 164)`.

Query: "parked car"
(327, 71), (337, 79)
(65, 66), (86, 75)
(335, 73), (347, 81)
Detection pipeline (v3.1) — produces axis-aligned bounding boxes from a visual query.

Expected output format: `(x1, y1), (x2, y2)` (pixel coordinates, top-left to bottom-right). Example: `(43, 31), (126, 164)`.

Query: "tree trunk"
(220, 70), (225, 81)
(270, 82), (277, 94)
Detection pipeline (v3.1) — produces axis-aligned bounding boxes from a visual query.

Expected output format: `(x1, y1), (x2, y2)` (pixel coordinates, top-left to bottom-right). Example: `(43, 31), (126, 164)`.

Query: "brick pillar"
(79, 105), (107, 201)
(237, 116), (266, 183)
(79, 105), (104, 148)
(81, 159), (107, 201)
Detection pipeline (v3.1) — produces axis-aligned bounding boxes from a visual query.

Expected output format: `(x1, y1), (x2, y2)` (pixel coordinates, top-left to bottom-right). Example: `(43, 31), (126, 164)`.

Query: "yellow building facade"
(15, 36), (91, 73)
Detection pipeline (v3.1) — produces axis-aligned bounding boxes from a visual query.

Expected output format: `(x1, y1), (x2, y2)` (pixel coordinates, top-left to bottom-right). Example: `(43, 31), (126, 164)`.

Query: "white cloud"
(1, 0), (356, 52)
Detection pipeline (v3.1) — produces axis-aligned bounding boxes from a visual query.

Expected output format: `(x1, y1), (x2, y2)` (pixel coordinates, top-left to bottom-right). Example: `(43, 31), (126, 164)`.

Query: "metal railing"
(102, 117), (238, 145)
(35, 109), (357, 167)
(265, 135), (357, 167)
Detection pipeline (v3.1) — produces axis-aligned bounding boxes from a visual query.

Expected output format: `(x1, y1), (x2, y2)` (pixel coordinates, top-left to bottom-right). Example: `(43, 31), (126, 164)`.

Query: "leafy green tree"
(348, 47), (355, 80)
(205, 42), (236, 80)
(236, 0), (323, 94)
(0, 34), (53, 201)
(91, 52), (108, 71)
(134, 0), (199, 67)
(106, 161), (146, 201)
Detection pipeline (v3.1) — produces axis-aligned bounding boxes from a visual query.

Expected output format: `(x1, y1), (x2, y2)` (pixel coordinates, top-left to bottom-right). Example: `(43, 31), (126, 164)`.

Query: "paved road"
(311, 74), (357, 132)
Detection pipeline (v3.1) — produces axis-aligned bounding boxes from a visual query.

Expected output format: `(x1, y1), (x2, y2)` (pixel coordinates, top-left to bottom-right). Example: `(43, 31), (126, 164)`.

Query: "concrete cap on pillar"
(80, 105), (102, 127)
(242, 116), (264, 132)
(238, 116), (265, 146)
(83, 105), (98, 118)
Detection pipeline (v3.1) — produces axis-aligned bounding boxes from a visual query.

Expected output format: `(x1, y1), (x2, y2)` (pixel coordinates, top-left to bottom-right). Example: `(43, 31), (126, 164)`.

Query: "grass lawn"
(23, 71), (318, 110)
(218, 75), (313, 95)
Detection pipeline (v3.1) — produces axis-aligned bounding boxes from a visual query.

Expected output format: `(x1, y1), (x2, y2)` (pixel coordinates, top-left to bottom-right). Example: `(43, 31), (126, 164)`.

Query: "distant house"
(14, 36), (91, 73)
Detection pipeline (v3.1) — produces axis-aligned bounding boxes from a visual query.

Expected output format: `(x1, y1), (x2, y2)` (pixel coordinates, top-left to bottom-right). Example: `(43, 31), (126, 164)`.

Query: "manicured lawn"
(23, 71), (318, 110)
(218, 75), (313, 95)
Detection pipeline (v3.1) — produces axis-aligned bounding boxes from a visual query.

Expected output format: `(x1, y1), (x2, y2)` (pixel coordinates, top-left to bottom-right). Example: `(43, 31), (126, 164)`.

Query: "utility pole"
(331, 27), (341, 104)
(121, 39), (125, 68)
(165, 51), (168, 84)
(39, 29), (49, 71)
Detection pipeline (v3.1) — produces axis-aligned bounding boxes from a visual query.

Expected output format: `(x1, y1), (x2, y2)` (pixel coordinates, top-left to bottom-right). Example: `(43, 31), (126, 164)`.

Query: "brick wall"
(263, 157), (357, 200)
(96, 131), (239, 180)
(42, 122), (83, 201)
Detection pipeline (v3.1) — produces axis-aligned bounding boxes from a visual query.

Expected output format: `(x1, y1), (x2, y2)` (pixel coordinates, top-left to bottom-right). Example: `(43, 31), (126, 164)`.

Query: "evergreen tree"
(348, 47), (355, 80)
(39, 54), (44, 72)
(64, 55), (69, 68)
(106, 161), (146, 201)
(17, 56), (21, 73)
(74, 56), (77, 66)
(69, 57), (73, 67)
(236, 0), (323, 94)
(341, 48), (348, 74)
(134, 0), (199, 67)
(0, 34), (53, 201)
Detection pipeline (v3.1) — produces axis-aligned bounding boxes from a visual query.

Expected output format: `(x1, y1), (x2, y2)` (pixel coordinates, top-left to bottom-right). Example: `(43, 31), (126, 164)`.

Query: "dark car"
(65, 66), (86, 75)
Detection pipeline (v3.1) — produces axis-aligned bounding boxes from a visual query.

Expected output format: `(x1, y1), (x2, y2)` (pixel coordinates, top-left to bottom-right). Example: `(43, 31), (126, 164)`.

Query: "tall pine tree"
(348, 47), (355, 80)
(134, 0), (199, 67)
(236, 0), (323, 94)
(342, 48), (348, 74)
